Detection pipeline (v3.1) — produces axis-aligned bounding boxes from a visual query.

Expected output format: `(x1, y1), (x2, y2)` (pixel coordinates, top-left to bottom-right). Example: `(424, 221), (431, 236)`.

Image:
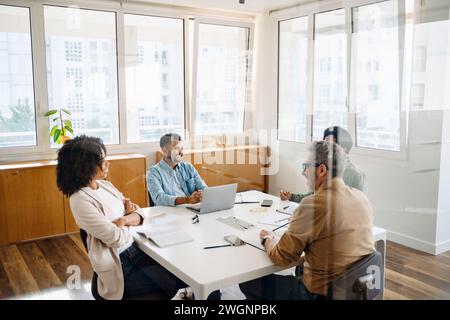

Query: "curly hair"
(56, 135), (106, 197)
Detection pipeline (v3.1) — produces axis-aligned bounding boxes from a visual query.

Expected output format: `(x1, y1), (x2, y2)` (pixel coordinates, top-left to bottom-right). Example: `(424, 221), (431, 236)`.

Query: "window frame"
(0, 1), (40, 154)
(0, 0), (255, 162)
(276, 15), (310, 144)
(190, 17), (254, 137)
(120, 11), (187, 145)
(273, 0), (409, 160)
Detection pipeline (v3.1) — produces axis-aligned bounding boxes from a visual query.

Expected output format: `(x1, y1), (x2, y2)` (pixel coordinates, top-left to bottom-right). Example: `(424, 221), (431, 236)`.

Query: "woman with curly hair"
(56, 135), (185, 300)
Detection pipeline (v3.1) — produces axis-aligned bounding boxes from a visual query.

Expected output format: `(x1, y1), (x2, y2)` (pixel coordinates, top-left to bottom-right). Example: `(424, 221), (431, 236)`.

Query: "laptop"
(185, 183), (238, 214)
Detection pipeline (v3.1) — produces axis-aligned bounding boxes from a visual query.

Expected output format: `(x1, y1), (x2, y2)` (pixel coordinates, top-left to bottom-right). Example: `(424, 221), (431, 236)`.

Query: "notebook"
(136, 225), (194, 248)
(276, 204), (297, 215)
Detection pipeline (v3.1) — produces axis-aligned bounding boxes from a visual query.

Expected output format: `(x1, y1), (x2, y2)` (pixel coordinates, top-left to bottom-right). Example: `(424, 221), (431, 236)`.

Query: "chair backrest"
(79, 228), (88, 252)
(79, 228), (103, 300)
(327, 250), (383, 300)
(148, 191), (155, 207)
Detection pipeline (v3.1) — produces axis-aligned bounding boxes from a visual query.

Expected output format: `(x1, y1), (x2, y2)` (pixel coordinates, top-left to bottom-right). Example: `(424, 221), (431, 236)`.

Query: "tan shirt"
(266, 178), (375, 296)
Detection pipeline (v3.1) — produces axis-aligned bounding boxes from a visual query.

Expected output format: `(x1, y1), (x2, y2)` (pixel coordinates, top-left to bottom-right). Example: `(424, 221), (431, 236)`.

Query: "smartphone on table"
(261, 199), (273, 207)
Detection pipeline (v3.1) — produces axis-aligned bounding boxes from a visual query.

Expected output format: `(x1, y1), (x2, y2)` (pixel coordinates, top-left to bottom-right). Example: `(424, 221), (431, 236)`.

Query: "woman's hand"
(123, 198), (139, 215)
(113, 213), (142, 227)
(112, 217), (127, 227)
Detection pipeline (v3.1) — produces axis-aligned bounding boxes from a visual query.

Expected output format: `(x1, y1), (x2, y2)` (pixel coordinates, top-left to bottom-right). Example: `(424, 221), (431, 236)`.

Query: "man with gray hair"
(147, 133), (207, 206)
(239, 140), (375, 299)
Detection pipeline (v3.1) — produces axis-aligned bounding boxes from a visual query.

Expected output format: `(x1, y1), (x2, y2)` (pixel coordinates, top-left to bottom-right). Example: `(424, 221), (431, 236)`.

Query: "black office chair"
(148, 191), (155, 207)
(79, 229), (103, 300)
(326, 250), (384, 300)
(80, 228), (175, 300)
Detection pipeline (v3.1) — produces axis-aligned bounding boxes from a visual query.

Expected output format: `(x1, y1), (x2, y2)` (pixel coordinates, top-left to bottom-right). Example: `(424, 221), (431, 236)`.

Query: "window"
(368, 84), (379, 101)
(413, 46), (427, 72)
(65, 41), (82, 61)
(277, 17), (308, 142)
(72, 118), (85, 129)
(137, 45), (144, 64)
(194, 22), (250, 135)
(352, 0), (400, 151)
(65, 67), (83, 88)
(0, 5), (36, 148)
(411, 84), (425, 109)
(161, 50), (168, 65)
(162, 73), (168, 89)
(67, 93), (84, 113)
(313, 9), (347, 140)
(44, 6), (119, 145)
(123, 14), (184, 143)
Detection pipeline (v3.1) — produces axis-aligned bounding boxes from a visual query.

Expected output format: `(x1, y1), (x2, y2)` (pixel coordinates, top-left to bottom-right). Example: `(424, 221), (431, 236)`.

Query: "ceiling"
(130, 0), (315, 14)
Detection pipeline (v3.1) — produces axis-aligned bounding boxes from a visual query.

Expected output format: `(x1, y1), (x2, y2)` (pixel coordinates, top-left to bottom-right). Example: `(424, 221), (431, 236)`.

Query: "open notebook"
(136, 225), (194, 248)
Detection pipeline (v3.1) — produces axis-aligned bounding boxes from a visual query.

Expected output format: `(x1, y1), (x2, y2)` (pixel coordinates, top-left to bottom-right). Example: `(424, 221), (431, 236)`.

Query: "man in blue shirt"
(148, 133), (207, 206)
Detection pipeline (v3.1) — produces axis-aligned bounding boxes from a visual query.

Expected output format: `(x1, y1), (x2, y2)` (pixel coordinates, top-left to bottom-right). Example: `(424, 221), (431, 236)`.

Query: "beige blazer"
(266, 178), (375, 295)
(69, 180), (144, 300)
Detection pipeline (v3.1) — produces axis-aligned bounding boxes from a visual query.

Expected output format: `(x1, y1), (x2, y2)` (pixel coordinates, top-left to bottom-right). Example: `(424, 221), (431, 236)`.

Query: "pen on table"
(275, 217), (289, 223)
(203, 244), (232, 249)
(275, 209), (292, 215)
(283, 205), (290, 210)
(272, 221), (290, 232)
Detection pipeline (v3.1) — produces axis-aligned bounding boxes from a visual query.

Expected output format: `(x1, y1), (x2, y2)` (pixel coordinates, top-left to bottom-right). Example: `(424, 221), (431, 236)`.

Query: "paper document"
(146, 213), (177, 225)
(276, 204), (297, 215)
(258, 212), (291, 227)
(235, 194), (260, 204)
(135, 225), (193, 248)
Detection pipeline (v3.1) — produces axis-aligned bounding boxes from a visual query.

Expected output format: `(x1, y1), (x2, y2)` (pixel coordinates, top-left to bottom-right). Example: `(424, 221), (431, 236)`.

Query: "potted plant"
(44, 108), (74, 145)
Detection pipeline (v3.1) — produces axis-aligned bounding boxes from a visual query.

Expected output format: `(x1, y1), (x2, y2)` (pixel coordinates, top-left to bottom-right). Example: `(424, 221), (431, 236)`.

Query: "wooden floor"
(1, 235), (450, 300)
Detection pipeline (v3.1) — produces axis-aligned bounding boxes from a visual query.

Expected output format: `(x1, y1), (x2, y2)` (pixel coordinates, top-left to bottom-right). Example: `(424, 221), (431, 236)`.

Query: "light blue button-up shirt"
(147, 160), (207, 206)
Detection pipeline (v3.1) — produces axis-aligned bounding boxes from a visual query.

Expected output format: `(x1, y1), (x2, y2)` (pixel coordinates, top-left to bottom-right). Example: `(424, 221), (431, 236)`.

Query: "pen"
(203, 244), (233, 249)
(283, 205), (290, 210)
(275, 210), (292, 215)
(275, 217), (289, 223)
(272, 221), (290, 232)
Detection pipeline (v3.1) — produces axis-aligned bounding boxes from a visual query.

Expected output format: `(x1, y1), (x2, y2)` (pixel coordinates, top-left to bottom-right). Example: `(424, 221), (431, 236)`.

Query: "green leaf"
(64, 126), (74, 134)
(53, 117), (59, 122)
(50, 125), (59, 137)
(64, 120), (72, 128)
(57, 134), (62, 144)
(62, 109), (71, 115)
(53, 129), (61, 143)
(44, 110), (57, 117)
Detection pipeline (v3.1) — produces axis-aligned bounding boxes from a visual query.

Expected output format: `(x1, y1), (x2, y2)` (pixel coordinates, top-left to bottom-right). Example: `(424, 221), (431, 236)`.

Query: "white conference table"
(133, 190), (387, 300)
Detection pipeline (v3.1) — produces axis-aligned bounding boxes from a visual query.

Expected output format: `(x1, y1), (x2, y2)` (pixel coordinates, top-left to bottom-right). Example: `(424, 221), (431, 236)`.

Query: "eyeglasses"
(301, 162), (321, 172)
(192, 214), (199, 224)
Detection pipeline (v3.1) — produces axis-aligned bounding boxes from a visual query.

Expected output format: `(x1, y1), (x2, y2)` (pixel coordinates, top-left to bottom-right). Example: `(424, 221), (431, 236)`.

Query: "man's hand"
(260, 229), (275, 245)
(123, 198), (138, 214)
(280, 190), (292, 201)
(187, 190), (202, 204)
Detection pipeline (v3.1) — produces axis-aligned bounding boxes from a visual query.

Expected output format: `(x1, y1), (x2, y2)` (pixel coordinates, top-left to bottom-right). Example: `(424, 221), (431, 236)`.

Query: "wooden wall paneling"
(0, 166), (65, 244)
(107, 157), (148, 208)
(154, 146), (268, 193)
(64, 198), (78, 233)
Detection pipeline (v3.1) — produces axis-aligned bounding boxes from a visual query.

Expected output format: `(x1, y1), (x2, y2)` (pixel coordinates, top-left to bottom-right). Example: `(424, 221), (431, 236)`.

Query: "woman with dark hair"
(57, 135), (184, 300)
